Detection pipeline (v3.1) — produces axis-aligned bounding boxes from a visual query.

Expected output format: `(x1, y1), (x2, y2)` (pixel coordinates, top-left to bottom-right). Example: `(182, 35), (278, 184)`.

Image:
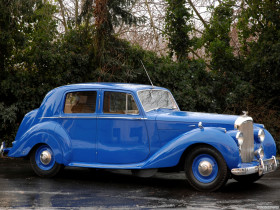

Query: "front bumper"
(231, 156), (278, 176)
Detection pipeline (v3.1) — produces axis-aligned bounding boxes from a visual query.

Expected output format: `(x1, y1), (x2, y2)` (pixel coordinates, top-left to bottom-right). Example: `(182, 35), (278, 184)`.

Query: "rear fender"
(8, 121), (71, 164)
(142, 127), (240, 169)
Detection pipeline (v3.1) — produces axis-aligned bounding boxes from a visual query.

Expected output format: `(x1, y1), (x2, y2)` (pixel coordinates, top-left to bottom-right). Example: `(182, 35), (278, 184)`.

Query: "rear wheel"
(30, 144), (63, 178)
(185, 146), (229, 191)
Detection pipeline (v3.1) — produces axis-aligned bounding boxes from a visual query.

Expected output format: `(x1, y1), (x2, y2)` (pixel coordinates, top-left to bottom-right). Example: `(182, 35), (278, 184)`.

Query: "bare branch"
(57, 0), (68, 32)
(187, 0), (208, 28)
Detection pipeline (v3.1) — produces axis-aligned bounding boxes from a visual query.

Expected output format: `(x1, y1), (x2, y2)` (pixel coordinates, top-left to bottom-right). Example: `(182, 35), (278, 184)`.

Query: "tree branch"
(187, 0), (208, 28)
(57, 0), (68, 32)
(144, 0), (160, 50)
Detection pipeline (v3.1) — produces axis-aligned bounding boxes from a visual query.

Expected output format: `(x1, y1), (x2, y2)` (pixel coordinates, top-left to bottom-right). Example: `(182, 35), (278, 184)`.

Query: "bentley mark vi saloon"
(1, 83), (278, 191)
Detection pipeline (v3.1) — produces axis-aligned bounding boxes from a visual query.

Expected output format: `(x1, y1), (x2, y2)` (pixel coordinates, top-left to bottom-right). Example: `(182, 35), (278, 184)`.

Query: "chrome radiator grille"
(240, 120), (254, 162)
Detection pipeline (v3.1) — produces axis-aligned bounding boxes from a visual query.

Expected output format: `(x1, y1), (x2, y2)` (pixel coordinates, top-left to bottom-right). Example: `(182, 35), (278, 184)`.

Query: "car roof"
(53, 83), (167, 92)
(38, 83), (171, 117)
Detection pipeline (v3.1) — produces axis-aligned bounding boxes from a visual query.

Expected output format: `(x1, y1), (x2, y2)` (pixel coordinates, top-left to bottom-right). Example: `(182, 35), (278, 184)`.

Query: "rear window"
(64, 91), (97, 113)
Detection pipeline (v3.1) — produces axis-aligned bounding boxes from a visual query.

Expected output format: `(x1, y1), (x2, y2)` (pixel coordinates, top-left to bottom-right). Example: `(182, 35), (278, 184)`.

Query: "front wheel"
(185, 146), (229, 192)
(30, 144), (63, 178)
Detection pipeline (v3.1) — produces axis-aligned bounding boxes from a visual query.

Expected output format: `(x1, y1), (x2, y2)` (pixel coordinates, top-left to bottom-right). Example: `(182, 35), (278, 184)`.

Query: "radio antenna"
(140, 60), (154, 88)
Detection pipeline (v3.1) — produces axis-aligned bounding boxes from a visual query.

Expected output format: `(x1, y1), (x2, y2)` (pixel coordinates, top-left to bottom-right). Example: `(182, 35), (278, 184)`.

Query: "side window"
(64, 91), (97, 113)
(103, 92), (139, 115)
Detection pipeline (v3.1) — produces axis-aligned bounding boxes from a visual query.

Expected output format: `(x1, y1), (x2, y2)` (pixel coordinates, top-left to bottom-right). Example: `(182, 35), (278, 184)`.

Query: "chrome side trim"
(40, 116), (97, 119)
(40, 116), (147, 120)
(188, 125), (196, 127)
(98, 116), (148, 120)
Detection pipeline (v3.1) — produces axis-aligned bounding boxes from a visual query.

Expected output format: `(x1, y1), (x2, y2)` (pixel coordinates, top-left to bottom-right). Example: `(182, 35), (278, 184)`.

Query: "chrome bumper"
(231, 156), (278, 176)
(0, 142), (10, 157)
(0, 142), (5, 156)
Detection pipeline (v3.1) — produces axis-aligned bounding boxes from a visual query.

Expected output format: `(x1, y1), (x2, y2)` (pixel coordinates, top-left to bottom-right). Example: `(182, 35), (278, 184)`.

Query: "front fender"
(8, 121), (71, 165)
(262, 129), (277, 158)
(142, 127), (240, 169)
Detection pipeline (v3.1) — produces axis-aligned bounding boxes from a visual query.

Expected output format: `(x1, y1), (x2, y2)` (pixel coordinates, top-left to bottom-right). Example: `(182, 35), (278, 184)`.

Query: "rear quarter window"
(64, 91), (97, 113)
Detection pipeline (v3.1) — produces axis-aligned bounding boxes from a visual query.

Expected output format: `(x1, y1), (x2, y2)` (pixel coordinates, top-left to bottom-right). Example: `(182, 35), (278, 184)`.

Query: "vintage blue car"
(0, 83), (278, 191)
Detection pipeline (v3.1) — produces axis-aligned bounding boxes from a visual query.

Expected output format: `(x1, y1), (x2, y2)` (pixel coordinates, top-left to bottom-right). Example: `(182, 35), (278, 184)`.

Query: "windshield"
(137, 89), (179, 112)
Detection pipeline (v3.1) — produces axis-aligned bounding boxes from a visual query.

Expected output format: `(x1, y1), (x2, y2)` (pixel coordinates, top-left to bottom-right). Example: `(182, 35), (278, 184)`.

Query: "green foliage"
(92, 0), (145, 79)
(0, 0), (36, 71)
(0, 103), (18, 143)
(152, 60), (215, 112)
(199, 0), (280, 152)
(237, 0), (280, 152)
(238, 0), (280, 103)
(201, 1), (249, 113)
(164, 0), (193, 61)
(108, 0), (145, 30)
(202, 1), (237, 72)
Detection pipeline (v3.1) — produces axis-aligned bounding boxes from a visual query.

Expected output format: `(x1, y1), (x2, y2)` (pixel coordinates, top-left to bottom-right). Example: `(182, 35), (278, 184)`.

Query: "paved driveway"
(0, 158), (279, 209)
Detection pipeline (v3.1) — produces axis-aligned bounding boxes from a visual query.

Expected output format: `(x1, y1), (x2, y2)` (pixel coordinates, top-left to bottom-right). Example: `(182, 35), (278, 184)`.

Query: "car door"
(59, 90), (98, 163)
(97, 90), (150, 164)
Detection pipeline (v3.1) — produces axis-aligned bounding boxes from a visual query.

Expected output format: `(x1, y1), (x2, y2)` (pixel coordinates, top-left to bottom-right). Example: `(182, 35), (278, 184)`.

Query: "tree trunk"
(93, 0), (109, 81)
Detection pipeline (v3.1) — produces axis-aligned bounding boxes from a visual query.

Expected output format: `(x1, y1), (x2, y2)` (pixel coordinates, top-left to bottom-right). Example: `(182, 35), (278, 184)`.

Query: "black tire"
(30, 144), (63, 178)
(185, 146), (229, 192)
(232, 173), (263, 184)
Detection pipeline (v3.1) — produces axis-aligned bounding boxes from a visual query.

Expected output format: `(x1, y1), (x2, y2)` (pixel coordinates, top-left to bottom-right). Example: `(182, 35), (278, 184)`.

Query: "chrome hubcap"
(40, 151), (52, 165)
(198, 161), (213, 176)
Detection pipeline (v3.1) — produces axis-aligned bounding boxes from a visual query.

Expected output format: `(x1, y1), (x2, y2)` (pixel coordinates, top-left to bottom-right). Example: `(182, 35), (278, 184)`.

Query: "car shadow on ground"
(55, 167), (272, 194)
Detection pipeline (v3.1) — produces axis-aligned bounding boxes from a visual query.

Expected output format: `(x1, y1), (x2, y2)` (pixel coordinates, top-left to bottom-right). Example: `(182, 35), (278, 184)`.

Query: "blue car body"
(2, 83), (278, 191)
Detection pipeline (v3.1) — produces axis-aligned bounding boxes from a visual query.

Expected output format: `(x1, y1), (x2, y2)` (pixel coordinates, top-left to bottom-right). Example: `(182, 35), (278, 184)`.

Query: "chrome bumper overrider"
(231, 156), (278, 176)
(0, 142), (5, 156)
(0, 142), (10, 157)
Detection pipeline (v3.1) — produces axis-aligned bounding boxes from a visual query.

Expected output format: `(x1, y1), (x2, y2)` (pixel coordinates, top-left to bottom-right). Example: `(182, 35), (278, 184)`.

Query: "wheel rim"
(192, 154), (218, 183)
(35, 145), (55, 171)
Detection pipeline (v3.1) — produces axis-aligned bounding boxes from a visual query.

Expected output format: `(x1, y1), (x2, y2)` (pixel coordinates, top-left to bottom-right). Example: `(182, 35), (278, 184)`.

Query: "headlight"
(258, 129), (265, 142)
(236, 132), (244, 146)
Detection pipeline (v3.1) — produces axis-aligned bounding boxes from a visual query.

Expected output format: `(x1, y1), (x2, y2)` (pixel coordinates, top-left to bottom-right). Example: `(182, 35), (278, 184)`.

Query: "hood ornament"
(242, 111), (248, 116)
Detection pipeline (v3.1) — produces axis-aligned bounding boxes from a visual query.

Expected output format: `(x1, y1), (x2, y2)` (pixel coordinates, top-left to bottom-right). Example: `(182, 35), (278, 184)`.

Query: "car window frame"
(100, 89), (144, 117)
(61, 89), (99, 116)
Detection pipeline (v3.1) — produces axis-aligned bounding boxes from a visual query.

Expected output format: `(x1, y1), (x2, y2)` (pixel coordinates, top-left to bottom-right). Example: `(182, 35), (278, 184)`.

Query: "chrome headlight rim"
(258, 129), (265, 142)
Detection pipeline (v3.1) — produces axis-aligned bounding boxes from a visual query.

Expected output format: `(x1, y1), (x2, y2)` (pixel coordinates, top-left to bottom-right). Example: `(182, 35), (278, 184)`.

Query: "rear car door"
(60, 90), (98, 163)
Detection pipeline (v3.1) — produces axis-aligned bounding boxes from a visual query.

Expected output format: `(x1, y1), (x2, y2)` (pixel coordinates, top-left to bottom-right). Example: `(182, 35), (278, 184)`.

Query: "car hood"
(154, 110), (239, 130)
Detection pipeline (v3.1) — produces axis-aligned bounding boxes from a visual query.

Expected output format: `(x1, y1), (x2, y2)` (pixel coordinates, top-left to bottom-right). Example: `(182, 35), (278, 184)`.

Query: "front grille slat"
(240, 121), (254, 162)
